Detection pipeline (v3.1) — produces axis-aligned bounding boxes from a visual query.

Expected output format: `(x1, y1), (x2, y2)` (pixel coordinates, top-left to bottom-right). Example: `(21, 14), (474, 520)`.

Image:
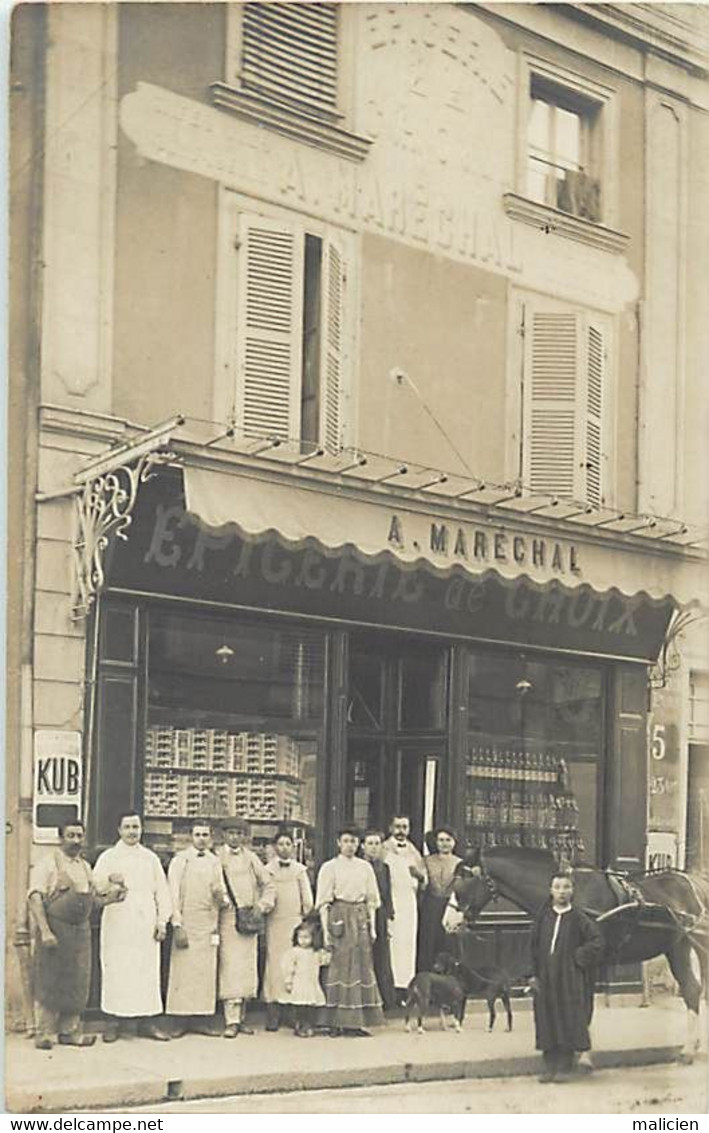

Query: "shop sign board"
(108, 477), (676, 664)
(33, 730), (82, 844)
(646, 830), (678, 871)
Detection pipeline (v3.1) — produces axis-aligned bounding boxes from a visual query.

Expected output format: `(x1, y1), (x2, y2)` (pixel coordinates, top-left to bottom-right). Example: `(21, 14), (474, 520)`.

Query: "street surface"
(129, 1062), (708, 1114)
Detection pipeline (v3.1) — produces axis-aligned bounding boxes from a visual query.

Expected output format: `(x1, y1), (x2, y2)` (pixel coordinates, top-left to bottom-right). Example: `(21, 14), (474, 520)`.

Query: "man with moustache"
(28, 820), (124, 1050)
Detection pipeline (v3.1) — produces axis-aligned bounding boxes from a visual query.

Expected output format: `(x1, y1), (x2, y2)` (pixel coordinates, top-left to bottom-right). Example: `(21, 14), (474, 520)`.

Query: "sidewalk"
(6, 997), (703, 1113)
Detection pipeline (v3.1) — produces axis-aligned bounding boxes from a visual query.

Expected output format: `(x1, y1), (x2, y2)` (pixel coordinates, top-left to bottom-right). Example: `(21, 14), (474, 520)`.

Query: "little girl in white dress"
(280, 921), (328, 1037)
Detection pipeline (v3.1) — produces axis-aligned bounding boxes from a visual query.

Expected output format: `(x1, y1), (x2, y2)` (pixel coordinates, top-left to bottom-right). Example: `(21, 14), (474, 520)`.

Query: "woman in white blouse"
(315, 828), (384, 1036)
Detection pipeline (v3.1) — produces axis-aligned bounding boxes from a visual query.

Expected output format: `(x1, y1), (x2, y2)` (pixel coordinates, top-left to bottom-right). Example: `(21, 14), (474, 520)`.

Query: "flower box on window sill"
(503, 192), (629, 254)
(210, 82), (373, 164)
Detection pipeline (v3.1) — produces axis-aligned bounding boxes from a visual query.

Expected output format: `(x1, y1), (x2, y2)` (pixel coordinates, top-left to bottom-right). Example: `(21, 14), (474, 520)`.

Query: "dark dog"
(433, 951), (514, 1032)
(404, 970), (467, 1034)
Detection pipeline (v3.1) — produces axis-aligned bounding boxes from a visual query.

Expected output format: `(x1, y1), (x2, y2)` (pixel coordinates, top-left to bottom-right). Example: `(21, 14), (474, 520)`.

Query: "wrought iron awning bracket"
(649, 605), (709, 689)
(71, 418), (183, 620)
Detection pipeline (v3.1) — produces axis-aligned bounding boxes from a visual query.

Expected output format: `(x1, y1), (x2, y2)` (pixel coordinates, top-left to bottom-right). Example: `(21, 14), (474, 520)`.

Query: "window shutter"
(523, 309), (579, 499)
(584, 322), (605, 507)
(319, 240), (345, 454)
(235, 214), (303, 442)
(242, 3), (339, 116)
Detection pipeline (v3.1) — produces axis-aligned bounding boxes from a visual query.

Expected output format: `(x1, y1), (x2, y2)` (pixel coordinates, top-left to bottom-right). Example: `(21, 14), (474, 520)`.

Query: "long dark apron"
(35, 860), (93, 1016)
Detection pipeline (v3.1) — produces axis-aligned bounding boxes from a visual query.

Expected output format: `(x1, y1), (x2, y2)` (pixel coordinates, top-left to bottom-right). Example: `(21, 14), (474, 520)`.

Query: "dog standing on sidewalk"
(404, 968), (467, 1034)
(433, 951), (514, 1032)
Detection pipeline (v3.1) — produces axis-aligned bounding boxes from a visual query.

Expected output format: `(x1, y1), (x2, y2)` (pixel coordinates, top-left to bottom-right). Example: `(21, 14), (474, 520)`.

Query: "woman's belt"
(332, 898), (366, 905)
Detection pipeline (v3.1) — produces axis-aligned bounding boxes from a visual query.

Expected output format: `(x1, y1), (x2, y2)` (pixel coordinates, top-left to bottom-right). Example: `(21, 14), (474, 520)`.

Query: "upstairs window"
(520, 299), (610, 508)
(504, 58), (622, 250)
(215, 4), (371, 162)
(215, 199), (352, 455)
(241, 3), (339, 119)
(527, 79), (601, 222)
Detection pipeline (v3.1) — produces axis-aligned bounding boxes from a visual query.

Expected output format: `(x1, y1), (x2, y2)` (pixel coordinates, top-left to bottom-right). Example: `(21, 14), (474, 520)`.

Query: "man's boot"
(139, 1018), (172, 1042)
(102, 1020), (120, 1043)
(58, 1033), (96, 1047)
(34, 1034), (53, 1051)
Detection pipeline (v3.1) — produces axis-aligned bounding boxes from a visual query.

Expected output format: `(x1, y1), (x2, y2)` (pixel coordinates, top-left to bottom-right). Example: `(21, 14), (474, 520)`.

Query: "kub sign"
(33, 731), (82, 844)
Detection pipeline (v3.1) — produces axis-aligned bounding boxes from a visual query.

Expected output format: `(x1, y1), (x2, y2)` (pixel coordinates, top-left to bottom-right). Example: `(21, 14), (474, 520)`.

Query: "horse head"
(454, 845), (559, 924)
(452, 868), (496, 926)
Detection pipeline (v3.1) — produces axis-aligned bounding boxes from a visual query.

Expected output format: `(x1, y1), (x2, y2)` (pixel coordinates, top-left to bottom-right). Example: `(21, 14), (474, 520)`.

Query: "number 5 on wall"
(651, 722), (667, 761)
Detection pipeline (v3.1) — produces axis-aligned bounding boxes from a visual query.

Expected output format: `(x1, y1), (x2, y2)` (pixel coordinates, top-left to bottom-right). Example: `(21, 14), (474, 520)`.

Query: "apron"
(167, 853), (220, 1015)
(36, 858), (93, 1016)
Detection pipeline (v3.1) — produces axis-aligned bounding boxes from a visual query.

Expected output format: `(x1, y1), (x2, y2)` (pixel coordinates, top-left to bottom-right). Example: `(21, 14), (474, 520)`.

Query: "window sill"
(503, 193), (629, 254)
(210, 82), (373, 164)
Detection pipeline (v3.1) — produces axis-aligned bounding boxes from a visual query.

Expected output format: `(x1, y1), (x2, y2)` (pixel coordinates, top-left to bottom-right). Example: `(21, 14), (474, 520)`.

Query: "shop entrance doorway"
(344, 633), (449, 849)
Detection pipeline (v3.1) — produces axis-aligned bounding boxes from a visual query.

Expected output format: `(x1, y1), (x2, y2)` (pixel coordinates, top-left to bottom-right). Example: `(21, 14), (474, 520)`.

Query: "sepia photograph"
(5, 0), (709, 1118)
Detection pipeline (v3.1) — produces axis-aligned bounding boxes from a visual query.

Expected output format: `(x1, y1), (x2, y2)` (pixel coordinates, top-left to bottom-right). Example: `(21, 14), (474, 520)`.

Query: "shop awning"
(63, 415), (707, 661)
(183, 464), (708, 610)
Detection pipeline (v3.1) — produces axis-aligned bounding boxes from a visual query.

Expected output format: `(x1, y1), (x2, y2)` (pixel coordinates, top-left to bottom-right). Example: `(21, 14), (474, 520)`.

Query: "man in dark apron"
(28, 820), (124, 1051)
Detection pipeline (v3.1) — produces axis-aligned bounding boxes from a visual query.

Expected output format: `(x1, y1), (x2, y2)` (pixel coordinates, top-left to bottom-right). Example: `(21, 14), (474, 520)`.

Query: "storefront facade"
(87, 463), (681, 870)
(9, 2), (709, 1025)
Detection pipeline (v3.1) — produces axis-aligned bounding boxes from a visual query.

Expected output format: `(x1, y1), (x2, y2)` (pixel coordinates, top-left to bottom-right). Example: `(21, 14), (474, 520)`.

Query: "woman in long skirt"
(418, 826), (462, 972)
(315, 828), (384, 1036)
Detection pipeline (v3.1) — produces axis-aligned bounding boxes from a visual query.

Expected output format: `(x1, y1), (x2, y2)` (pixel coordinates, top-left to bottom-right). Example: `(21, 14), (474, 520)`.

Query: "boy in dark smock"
(530, 873), (603, 1082)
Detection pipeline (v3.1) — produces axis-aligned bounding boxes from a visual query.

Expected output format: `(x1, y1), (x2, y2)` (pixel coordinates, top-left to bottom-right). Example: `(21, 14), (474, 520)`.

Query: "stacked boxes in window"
(144, 725), (305, 826)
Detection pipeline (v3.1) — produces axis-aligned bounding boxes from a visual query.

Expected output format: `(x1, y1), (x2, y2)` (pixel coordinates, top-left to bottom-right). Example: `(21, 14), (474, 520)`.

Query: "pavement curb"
(7, 1045), (684, 1113)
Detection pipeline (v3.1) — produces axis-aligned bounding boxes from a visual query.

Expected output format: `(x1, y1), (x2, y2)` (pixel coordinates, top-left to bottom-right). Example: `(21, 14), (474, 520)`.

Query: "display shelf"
(145, 765), (301, 784)
(464, 741), (585, 862)
(143, 725), (305, 823)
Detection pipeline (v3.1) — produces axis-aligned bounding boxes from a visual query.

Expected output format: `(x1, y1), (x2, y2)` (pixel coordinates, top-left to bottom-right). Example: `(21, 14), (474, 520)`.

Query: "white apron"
(167, 850), (222, 1015)
(385, 849), (419, 988)
(94, 842), (171, 1017)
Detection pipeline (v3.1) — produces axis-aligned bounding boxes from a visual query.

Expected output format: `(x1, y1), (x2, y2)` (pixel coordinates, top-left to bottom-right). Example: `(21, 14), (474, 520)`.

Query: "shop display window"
(465, 652), (604, 865)
(142, 609), (325, 860)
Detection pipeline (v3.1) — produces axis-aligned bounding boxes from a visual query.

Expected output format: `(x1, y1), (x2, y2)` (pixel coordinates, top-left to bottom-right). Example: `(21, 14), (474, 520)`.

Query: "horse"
(447, 846), (709, 1063)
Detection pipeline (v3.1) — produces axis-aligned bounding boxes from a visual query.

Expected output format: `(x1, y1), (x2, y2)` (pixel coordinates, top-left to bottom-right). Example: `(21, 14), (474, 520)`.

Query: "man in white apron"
(94, 813), (172, 1042)
(382, 815), (427, 1000)
(166, 820), (228, 1034)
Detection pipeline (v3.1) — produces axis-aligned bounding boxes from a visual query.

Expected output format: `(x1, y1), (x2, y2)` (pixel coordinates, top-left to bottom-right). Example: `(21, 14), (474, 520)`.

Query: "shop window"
(216, 199), (352, 455)
(520, 295), (611, 508)
(465, 651), (604, 866)
(527, 79), (601, 222)
(142, 610), (326, 861)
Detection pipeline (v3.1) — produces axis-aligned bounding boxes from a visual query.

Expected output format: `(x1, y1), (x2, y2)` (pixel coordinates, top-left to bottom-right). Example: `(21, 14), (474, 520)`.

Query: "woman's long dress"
(262, 860), (313, 1004)
(418, 853), (462, 972)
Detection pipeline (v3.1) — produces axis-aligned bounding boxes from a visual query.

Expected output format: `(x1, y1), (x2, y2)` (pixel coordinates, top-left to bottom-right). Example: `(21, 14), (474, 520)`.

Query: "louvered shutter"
(235, 214), (303, 442)
(241, 3), (339, 117)
(523, 310), (580, 499)
(584, 322), (605, 507)
(319, 240), (345, 454)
